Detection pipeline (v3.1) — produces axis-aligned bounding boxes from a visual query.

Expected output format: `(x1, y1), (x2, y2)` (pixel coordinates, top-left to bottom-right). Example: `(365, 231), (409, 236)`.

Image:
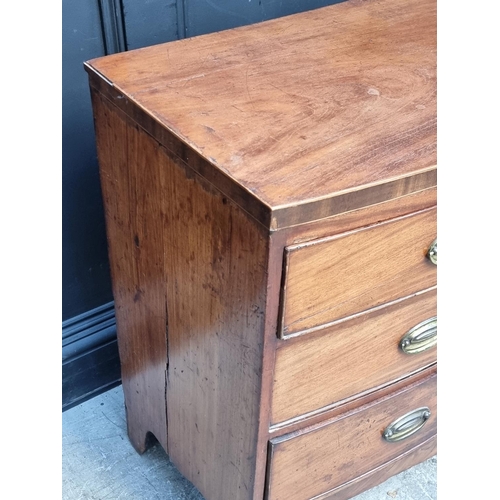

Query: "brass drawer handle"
(383, 407), (431, 442)
(400, 317), (437, 354)
(427, 238), (437, 265)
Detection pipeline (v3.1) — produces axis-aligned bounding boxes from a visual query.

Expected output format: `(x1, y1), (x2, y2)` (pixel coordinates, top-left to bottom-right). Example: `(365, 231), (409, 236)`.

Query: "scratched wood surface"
(280, 206), (437, 337)
(92, 86), (271, 500)
(267, 370), (437, 500)
(160, 130), (271, 500)
(86, 1), (438, 498)
(272, 289), (436, 424)
(317, 436), (437, 500)
(282, 187), (437, 246)
(91, 89), (169, 453)
(85, 0), (436, 229)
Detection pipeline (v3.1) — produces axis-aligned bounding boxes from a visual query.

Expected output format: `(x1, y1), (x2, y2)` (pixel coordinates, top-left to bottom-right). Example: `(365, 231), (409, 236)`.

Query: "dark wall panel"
(184, 0), (345, 37)
(62, 0), (112, 320)
(123, 0), (179, 49)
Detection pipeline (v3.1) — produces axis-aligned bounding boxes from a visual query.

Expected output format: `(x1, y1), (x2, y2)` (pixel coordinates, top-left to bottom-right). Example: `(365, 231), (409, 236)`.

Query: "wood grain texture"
(91, 89), (169, 453)
(280, 206), (437, 337)
(86, 1), (438, 498)
(92, 87), (272, 500)
(316, 436), (437, 500)
(283, 187), (437, 245)
(85, 0), (436, 229)
(267, 371), (437, 500)
(272, 289), (436, 424)
(158, 121), (270, 500)
(268, 364), (435, 439)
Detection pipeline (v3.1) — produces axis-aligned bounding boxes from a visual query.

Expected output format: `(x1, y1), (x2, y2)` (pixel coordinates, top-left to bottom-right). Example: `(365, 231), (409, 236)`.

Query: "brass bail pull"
(383, 407), (431, 442)
(400, 317), (437, 354)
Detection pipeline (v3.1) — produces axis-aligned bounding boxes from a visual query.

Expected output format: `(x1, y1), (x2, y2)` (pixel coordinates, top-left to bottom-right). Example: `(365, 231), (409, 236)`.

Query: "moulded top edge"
(85, 0), (437, 230)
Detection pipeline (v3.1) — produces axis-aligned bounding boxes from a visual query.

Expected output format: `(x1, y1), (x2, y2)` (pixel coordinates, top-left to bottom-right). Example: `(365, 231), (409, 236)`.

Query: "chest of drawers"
(85, 0), (437, 498)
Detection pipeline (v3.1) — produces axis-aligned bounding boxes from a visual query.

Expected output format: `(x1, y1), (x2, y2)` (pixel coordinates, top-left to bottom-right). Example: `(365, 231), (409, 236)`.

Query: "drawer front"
(267, 372), (437, 500)
(272, 289), (436, 424)
(278, 207), (437, 338)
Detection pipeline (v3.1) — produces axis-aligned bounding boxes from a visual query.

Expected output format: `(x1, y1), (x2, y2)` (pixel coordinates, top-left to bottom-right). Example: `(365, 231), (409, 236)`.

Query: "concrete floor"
(62, 386), (437, 500)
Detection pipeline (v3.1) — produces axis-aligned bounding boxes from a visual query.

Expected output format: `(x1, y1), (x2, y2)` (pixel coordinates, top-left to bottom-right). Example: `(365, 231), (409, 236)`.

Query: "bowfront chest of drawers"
(85, 0), (437, 498)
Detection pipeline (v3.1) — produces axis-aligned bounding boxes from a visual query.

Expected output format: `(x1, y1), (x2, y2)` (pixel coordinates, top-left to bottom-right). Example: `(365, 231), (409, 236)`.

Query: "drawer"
(272, 289), (436, 424)
(266, 371), (437, 500)
(278, 207), (437, 338)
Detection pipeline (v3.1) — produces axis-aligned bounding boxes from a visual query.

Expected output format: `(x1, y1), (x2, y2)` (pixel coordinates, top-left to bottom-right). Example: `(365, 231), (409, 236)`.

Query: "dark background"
(62, 0), (344, 410)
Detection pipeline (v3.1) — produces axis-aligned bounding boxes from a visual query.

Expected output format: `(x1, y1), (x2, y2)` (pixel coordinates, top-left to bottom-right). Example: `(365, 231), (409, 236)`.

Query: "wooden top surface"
(86, 0), (436, 229)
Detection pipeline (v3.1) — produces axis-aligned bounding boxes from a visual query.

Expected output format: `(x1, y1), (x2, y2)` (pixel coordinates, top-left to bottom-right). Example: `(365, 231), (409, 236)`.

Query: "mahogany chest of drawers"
(85, 0), (437, 498)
